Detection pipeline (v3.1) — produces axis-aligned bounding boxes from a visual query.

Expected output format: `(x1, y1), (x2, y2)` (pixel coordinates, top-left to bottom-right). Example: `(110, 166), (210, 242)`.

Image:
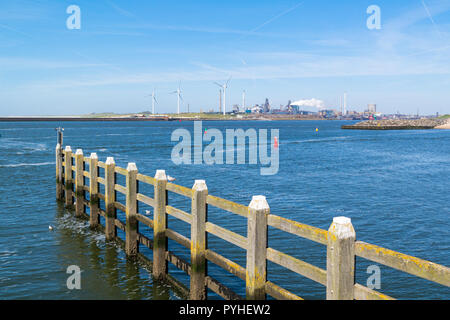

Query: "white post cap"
(155, 169), (167, 180)
(193, 179), (207, 191)
(127, 162), (138, 171)
(249, 195), (270, 210)
(105, 157), (115, 165)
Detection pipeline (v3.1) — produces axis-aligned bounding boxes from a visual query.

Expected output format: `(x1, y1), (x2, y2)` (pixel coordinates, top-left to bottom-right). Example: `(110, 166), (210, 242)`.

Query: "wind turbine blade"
(213, 82), (223, 87)
(226, 76), (232, 86)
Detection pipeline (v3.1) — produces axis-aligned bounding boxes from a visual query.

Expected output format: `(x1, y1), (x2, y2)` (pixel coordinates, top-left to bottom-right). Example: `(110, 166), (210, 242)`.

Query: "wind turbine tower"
(214, 77), (231, 115)
(219, 89), (222, 114)
(343, 92), (347, 115)
(171, 82), (183, 114)
(151, 89), (157, 115)
(242, 90), (246, 111)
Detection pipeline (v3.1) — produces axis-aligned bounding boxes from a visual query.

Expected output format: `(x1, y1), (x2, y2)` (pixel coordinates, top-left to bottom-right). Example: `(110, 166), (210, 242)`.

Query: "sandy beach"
(435, 119), (450, 129)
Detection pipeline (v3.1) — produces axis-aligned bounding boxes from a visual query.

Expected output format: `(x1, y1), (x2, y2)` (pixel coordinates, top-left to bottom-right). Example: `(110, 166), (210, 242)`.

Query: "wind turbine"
(170, 82), (183, 114)
(214, 77), (231, 115)
(146, 89), (158, 114)
(150, 89), (157, 114)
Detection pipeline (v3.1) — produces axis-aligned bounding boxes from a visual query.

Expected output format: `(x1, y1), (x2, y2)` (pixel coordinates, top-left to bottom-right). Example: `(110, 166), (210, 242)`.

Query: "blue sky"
(0, 0), (449, 115)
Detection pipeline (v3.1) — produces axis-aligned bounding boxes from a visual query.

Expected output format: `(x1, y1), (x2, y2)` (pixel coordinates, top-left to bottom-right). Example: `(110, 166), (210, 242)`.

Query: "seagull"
(145, 210), (151, 215)
(49, 225), (54, 231)
(167, 175), (176, 182)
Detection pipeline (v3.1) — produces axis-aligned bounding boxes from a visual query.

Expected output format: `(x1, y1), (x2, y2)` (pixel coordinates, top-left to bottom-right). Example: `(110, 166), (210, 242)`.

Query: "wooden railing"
(56, 143), (450, 300)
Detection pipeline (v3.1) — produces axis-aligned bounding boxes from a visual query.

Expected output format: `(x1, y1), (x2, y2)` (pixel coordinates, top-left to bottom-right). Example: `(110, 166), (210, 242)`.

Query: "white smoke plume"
(290, 98), (325, 110)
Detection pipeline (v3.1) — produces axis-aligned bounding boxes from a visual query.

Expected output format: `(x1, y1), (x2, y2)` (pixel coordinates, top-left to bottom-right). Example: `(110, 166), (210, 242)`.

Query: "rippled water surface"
(0, 121), (449, 299)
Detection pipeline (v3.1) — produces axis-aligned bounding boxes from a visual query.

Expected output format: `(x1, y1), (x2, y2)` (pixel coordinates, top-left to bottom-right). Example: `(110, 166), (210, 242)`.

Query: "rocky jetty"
(342, 118), (448, 130)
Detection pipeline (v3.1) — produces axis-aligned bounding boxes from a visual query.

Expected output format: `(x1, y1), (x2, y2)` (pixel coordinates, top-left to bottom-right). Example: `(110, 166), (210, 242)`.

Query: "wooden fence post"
(190, 180), (208, 300)
(153, 170), (168, 280)
(89, 153), (99, 228)
(64, 146), (73, 208)
(125, 163), (138, 256)
(74, 149), (84, 217)
(105, 157), (116, 241)
(246, 195), (269, 300)
(57, 127), (63, 146)
(56, 143), (63, 201)
(326, 216), (356, 300)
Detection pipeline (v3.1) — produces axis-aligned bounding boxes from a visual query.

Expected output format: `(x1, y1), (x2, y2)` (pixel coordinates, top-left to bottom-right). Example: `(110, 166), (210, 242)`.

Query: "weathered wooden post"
(89, 153), (99, 228)
(125, 163), (138, 256)
(190, 180), (208, 300)
(246, 195), (269, 300)
(326, 216), (356, 300)
(105, 157), (116, 241)
(57, 127), (63, 146)
(56, 143), (63, 201)
(153, 170), (168, 280)
(74, 149), (84, 217)
(64, 146), (73, 208)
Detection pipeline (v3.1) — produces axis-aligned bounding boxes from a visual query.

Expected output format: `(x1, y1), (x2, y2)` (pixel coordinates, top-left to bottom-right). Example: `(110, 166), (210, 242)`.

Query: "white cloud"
(291, 98), (325, 110)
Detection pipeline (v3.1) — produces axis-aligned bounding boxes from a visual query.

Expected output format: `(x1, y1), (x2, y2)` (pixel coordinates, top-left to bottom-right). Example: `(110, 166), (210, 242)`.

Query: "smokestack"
(242, 90), (246, 110)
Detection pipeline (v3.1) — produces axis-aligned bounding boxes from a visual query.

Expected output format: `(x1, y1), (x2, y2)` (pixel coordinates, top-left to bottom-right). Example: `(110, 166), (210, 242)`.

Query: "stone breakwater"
(342, 118), (449, 130)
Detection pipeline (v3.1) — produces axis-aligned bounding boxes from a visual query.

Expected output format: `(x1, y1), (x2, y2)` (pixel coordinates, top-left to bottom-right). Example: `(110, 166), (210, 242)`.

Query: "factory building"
(367, 104), (377, 113)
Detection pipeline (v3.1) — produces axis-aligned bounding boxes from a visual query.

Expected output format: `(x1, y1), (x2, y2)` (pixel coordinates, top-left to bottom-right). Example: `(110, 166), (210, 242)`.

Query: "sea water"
(0, 121), (448, 299)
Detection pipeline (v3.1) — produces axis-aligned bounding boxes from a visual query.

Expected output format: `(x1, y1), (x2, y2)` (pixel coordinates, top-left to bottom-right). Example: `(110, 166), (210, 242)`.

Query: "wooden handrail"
(268, 214), (328, 245)
(206, 195), (248, 218)
(355, 241), (450, 287)
(205, 222), (248, 250)
(267, 247), (327, 285)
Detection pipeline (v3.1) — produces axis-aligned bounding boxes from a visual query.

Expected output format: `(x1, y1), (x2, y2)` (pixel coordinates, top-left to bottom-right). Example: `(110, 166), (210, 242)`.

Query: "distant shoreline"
(0, 116), (170, 122)
(0, 115), (330, 122)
